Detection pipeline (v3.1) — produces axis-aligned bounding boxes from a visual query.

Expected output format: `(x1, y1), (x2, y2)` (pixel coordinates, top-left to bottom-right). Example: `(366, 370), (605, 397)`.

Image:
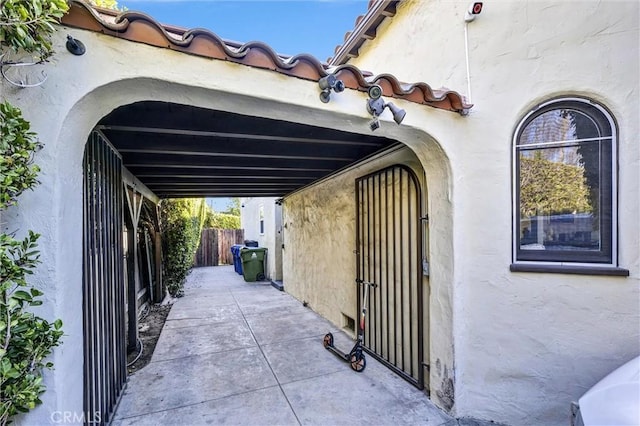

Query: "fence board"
(194, 228), (244, 267)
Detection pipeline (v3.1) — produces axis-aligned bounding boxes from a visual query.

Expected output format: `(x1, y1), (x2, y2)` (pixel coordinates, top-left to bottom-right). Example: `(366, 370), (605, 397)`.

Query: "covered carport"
(96, 101), (401, 198)
(83, 102), (402, 423)
(9, 2), (470, 424)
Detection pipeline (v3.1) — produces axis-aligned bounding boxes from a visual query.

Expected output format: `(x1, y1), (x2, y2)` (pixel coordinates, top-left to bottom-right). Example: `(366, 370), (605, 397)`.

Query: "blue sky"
(123, 0), (369, 60)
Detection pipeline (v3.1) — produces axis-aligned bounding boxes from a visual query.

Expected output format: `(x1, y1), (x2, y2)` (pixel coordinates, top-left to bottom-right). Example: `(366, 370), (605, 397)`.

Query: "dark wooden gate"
(194, 228), (244, 267)
(83, 131), (126, 424)
(356, 165), (424, 389)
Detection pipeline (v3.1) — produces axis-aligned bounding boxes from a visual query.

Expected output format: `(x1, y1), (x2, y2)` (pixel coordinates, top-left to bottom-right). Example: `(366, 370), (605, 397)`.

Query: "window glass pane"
(518, 109), (600, 145)
(519, 142), (601, 252)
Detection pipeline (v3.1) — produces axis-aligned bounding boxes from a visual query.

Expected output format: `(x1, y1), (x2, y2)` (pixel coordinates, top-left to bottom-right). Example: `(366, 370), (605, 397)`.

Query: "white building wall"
(240, 197), (278, 280)
(6, 27), (447, 424)
(1, 2), (637, 424)
(347, 1), (640, 424)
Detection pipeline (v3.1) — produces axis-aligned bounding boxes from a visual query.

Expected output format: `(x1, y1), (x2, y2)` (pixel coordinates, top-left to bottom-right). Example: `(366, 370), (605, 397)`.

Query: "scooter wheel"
(323, 333), (333, 349)
(350, 349), (366, 372)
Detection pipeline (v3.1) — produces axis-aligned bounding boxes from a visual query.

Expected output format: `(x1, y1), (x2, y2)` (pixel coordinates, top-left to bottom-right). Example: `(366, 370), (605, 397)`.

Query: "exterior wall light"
(318, 74), (345, 103)
(366, 85), (406, 131)
(66, 35), (86, 55)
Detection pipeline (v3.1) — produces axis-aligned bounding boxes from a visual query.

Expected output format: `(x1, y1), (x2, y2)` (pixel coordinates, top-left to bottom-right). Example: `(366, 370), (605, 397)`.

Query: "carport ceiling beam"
(117, 149), (354, 162)
(96, 125), (384, 147)
(124, 164), (334, 172)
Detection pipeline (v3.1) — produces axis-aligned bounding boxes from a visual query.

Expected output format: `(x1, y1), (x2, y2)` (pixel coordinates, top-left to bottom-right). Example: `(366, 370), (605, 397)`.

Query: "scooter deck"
(323, 332), (367, 372)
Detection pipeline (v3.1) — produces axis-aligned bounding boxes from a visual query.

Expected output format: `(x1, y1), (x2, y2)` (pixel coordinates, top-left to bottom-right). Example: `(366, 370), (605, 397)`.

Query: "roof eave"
(60, 0), (472, 114)
(329, 0), (400, 66)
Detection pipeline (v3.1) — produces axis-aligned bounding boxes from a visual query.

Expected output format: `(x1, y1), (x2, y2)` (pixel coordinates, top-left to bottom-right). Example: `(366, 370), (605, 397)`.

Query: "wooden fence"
(194, 228), (245, 267)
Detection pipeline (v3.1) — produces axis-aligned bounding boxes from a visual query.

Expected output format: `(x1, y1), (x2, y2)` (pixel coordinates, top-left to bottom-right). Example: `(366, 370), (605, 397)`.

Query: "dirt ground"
(127, 304), (172, 374)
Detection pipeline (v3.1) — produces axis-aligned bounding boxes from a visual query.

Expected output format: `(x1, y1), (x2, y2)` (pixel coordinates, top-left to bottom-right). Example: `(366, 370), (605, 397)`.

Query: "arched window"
(512, 98), (617, 266)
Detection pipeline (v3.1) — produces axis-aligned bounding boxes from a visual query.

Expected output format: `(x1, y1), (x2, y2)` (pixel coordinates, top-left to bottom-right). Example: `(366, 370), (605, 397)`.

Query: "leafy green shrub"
(0, 233), (63, 424)
(1, 1), (66, 423)
(0, 0), (69, 61)
(160, 199), (206, 297)
(0, 102), (42, 209)
(204, 211), (240, 230)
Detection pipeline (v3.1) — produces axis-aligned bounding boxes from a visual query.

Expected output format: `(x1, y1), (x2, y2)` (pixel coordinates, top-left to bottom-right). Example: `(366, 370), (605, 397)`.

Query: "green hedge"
(160, 199), (206, 297)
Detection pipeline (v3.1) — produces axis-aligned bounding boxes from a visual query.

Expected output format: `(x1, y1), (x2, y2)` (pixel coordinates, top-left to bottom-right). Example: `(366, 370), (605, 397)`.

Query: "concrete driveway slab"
(164, 303), (244, 329)
(261, 335), (344, 384)
(282, 370), (451, 426)
(245, 309), (339, 345)
(114, 265), (454, 425)
(115, 347), (277, 419)
(151, 320), (256, 362)
(113, 387), (298, 426)
(235, 294), (309, 317)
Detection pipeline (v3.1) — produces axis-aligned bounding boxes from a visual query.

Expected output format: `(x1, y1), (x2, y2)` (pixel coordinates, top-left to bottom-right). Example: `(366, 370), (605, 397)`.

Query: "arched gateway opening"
(82, 100), (430, 422)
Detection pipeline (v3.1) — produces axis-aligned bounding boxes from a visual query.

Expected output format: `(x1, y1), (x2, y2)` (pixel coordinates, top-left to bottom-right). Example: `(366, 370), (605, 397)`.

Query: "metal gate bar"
(356, 164), (423, 389)
(83, 131), (126, 424)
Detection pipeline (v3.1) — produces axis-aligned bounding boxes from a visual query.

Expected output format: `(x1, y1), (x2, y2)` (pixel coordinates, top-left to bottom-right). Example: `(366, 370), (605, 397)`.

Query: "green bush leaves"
(0, 0), (69, 61)
(0, 232), (63, 424)
(160, 199), (206, 297)
(0, 102), (42, 209)
(1, 1), (67, 424)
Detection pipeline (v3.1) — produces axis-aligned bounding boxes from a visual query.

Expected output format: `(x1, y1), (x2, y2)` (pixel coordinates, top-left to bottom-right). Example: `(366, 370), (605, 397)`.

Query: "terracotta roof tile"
(61, 0), (472, 114)
(330, 0), (399, 65)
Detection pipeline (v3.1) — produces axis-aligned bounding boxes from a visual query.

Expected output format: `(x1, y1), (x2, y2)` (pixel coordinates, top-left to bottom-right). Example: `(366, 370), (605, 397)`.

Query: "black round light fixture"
(66, 35), (86, 56)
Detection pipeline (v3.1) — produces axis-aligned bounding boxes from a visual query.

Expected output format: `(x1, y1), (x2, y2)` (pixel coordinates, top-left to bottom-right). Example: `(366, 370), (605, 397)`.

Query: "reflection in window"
(513, 99), (615, 264)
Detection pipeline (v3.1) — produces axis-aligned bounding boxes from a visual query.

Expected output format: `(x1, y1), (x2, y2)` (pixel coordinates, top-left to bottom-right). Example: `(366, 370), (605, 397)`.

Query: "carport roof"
(97, 101), (402, 198)
(62, 1), (471, 199)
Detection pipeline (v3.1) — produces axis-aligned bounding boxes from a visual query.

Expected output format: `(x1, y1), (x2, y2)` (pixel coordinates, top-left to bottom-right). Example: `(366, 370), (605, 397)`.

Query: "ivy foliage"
(0, 0), (69, 61)
(0, 232), (63, 425)
(204, 211), (240, 230)
(0, 102), (42, 209)
(160, 199), (206, 297)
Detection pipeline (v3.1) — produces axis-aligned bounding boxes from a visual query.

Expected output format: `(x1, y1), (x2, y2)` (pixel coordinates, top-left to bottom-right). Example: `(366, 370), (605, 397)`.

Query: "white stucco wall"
(3, 24), (457, 424)
(240, 197), (279, 280)
(347, 1), (640, 424)
(2, 1), (637, 424)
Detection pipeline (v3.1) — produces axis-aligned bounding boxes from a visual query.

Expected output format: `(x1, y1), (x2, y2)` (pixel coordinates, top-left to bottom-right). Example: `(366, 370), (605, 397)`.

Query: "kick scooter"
(323, 280), (377, 372)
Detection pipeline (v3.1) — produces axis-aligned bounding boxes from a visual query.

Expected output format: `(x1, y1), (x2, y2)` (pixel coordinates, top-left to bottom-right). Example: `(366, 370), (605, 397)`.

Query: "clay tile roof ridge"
(61, 0), (471, 114)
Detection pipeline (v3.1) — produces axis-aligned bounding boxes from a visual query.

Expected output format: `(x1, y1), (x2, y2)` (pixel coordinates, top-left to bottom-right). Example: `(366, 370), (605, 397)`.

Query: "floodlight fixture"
(366, 85), (406, 131)
(318, 74), (345, 103)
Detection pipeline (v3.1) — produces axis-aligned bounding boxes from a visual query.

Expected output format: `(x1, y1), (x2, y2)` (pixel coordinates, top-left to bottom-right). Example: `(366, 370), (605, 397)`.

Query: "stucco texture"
(1, 1), (638, 424)
(3, 24), (456, 424)
(348, 1), (640, 424)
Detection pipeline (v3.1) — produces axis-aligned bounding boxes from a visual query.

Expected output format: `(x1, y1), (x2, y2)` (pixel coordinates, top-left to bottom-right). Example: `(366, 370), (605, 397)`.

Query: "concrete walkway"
(113, 266), (455, 426)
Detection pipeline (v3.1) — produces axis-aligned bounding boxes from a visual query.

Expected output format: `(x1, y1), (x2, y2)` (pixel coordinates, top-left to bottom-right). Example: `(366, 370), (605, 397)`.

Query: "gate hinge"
(420, 215), (429, 222)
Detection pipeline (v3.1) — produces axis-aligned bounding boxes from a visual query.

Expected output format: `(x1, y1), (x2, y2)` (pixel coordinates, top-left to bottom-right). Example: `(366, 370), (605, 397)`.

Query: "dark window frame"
(512, 97), (617, 266)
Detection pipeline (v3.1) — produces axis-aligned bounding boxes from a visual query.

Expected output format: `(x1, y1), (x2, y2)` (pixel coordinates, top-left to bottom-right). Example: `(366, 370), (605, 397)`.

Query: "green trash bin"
(240, 247), (267, 282)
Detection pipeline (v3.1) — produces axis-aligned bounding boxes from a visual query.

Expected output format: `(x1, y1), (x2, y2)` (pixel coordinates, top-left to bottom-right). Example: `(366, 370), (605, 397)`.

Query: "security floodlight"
(366, 87), (406, 131)
(318, 74), (345, 103)
(387, 102), (406, 124)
